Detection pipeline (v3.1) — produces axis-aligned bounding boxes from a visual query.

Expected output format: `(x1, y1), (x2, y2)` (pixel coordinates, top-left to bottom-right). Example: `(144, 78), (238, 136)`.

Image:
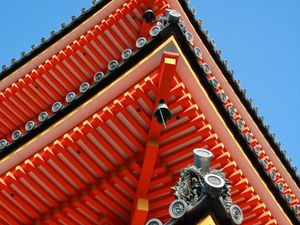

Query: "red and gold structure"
(0, 0), (299, 224)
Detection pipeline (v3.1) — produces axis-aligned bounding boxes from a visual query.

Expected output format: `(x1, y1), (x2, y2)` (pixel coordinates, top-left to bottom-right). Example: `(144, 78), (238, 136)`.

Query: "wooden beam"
(130, 52), (179, 225)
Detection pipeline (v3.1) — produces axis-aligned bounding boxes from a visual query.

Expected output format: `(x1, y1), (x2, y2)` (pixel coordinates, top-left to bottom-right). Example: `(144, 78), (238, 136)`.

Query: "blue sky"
(0, 1), (299, 172)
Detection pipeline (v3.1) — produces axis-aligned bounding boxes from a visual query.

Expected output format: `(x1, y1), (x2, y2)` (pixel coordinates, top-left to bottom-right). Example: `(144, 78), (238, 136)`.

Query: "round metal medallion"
(229, 204), (243, 224)
(260, 159), (269, 170)
(227, 106), (235, 118)
(136, 37), (147, 48)
(145, 218), (163, 225)
(219, 92), (227, 103)
(268, 170), (277, 181)
(169, 199), (188, 219)
(25, 121), (35, 131)
(252, 146), (261, 157)
(38, 111), (49, 122)
(94, 72), (104, 83)
(284, 194), (291, 203)
(12, 130), (22, 141)
(122, 49), (132, 60)
(108, 60), (118, 71)
(204, 174), (225, 188)
(150, 26), (160, 37)
(210, 78), (219, 89)
(0, 139), (8, 150)
(292, 205), (299, 214)
(235, 120), (244, 131)
(277, 182), (285, 193)
(185, 31), (193, 43)
(65, 92), (76, 103)
(202, 63), (211, 75)
(80, 82), (90, 93)
(52, 102), (62, 113)
(193, 47), (202, 59)
(244, 133), (252, 144)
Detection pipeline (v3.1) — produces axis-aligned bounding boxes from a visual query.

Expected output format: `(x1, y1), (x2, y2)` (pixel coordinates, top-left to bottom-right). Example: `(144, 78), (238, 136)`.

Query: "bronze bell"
(143, 8), (155, 24)
(154, 103), (172, 127)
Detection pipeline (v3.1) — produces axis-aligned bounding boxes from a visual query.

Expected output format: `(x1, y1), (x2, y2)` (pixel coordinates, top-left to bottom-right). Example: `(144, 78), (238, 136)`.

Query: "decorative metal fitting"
(260, 158), (269, 170)
(219, 92), (227, 103)
(235, 120), (244, 131)
(150, 26), (160, 37)
(252, 146), (261, 157)
(244, 133), (252, 144)
(2, 65), (7, 71)
(269, 170), (277, 182)
(204, 29), (209, 36)
(38, 111), (49, 122)
(21, 51), (27, 57)
(65, 92), (76, 103)
(194, 47), (202, 59)
(284, 194), (292, 203)
(203, 173), (225, 198)
(12, 130), (22, 141)
(210, 78), (219, 89)
(277, 182), (285, 193)
(52, 102), (62, 113)
(154, 101), (172, 127)
(143, 8), (156, 24)
(228, 69), (234, 76)
(80, 82), (90, 93)
(145, 218), (163, 225)
(197, 18), (203, 27)
(11, 58), (17, 65)
(229, 205), (243, 225)
(40, 37), (47, 44)
(92, 0), (98, 6)
(108, 60), (118, 71)
(202, 63), (211, 75)
(122, 49), (132, 60)
(168, 10), (181, 23)
(25, 121), (35, 131)
(136, 37), (147, 48)
(61, 23), (67, 29)
(189, 7), (196, 16)
(227, 106), (236, 118)
(193, 148), (213, 173)
(185, 31), (193, 43)
(216, 49), (222, 56)
(0, 139), (8, 150)
(169, 199), (188, 219)
(94, 72), (104, 83)
(71, 15), (77, 21)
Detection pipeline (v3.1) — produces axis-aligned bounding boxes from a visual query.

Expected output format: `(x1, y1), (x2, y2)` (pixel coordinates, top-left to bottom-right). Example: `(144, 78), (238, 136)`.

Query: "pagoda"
(0, 0), (299, 224)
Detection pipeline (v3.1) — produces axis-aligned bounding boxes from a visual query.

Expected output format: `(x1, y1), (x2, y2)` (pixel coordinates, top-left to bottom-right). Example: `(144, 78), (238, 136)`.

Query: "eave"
(0, 25), (297, 224)
(176, 0), (300, 188)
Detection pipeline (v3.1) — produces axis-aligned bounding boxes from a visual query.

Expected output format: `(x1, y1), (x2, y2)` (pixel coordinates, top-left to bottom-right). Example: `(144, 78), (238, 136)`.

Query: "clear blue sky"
(0, 1), (299, 172)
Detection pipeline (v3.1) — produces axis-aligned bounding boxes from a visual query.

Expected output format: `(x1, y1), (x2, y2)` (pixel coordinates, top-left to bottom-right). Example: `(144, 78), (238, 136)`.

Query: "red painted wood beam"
(130, 53), (178, 225)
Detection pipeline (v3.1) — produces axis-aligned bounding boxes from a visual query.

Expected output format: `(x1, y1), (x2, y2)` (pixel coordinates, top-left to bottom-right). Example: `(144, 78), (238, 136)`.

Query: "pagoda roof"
(0, 0), (299, 224)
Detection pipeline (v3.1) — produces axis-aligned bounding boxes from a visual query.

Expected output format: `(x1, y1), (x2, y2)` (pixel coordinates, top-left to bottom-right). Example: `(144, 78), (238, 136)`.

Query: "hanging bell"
(154, 103), (172, 127)
(143, 8), (155, 24)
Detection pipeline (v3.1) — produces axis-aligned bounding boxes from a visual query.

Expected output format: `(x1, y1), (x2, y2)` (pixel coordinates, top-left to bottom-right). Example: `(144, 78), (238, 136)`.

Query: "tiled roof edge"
(178, 0), (300, 187)
(0, 0), (111, 81)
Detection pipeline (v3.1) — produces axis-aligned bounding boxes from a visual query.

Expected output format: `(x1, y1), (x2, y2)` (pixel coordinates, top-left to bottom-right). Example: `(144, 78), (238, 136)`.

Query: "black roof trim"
(0, 0), (112, 81)
(171, 23), (299, 224)
(178, 0), (300, 187)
